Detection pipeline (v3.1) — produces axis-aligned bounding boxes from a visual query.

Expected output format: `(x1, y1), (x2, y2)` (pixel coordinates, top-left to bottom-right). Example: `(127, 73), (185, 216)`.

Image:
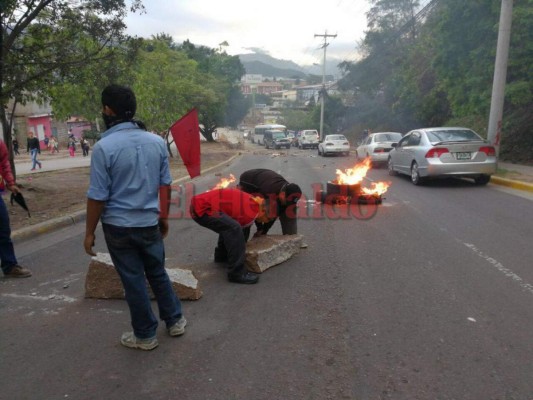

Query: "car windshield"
(327, 135), (346, 141)
(305, 132), (317, 136)
(374, 133), (402, 143)
(272, 132), (286, 139)
(426, 129), (483, 143)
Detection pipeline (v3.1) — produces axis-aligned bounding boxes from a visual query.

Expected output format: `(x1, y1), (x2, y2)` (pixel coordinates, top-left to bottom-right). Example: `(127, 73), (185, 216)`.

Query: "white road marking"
(2, 293), (77, 303)
(463, 243), (533, 295)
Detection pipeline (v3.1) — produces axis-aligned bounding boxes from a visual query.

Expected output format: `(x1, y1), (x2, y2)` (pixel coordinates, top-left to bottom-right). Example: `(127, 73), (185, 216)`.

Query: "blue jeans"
(0, 194), (18, 274)
(30, 148), (41, 169)
(102, 223), (183, 339)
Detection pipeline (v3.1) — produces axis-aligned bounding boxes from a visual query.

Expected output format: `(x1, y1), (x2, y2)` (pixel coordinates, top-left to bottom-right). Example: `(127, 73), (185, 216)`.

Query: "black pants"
(192, 211), (247, 275)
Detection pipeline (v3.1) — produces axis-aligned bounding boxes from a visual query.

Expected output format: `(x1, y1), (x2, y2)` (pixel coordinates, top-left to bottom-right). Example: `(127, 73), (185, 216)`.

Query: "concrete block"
(85, 253), (202, 301)
(245, 234), (303, 273)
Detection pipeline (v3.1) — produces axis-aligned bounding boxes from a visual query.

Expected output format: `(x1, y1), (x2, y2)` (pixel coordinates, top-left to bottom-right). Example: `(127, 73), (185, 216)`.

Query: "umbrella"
(10, 192), (31, 218)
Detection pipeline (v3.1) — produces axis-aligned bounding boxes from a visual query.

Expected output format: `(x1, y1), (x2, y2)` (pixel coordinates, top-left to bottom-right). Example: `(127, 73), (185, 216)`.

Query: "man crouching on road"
(238, 169), (302, 239)
(190, 187), (269, 284)
(84, 84), (185, 351)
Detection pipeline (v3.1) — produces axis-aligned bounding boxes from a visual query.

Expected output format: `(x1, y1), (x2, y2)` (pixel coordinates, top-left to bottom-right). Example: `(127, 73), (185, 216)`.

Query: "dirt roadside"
(5, 141), (243, 232)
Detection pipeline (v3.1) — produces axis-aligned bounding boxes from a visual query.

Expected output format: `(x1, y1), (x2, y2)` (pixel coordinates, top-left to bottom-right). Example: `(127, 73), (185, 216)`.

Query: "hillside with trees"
(337, 0), (532, 163)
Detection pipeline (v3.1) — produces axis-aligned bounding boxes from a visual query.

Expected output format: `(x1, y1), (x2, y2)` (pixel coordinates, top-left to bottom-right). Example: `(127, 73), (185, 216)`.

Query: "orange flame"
(335, 158), (372, 185)
(362, 181), (391, 196)
(212, 174), (236, 190)
(335, 158), (391, 196)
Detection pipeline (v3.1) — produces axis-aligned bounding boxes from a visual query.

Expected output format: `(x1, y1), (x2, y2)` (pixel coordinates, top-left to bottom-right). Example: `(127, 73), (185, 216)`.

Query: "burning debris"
(211, 174), (236, 190)
(317, 158), (391, 204)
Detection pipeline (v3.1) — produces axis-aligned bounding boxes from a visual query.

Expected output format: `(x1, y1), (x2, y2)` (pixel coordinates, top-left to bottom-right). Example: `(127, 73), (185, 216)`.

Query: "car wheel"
(318, 147), (322, 156)
(388, 157), (397, 176)
(474, 175), (491, 185)
(410, 161), (424, 185)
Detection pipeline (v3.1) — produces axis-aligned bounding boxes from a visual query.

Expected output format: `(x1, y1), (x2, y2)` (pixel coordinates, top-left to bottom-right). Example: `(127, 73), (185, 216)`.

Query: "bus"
(252, 124), (287, 145)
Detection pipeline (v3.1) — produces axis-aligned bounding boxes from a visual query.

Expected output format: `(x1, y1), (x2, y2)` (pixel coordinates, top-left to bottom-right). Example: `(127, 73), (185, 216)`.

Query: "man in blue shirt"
(84, 84), (185, 351)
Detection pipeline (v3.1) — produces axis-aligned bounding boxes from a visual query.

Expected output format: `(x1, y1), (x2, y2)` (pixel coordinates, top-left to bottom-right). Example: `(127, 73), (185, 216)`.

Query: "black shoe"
(214, 247), (228, 263)
(228, 271), (259, 284)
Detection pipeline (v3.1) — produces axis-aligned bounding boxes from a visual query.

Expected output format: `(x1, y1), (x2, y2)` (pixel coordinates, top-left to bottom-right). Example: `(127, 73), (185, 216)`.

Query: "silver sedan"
(387, 127), (497, 185)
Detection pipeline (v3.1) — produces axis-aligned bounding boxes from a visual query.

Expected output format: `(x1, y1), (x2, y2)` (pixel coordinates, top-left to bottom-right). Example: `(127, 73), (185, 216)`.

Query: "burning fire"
(335, 158), (371, 185)
(362, 181), (391, 196)
(212, 174), (236, 190)
(336, 158), (391, 196)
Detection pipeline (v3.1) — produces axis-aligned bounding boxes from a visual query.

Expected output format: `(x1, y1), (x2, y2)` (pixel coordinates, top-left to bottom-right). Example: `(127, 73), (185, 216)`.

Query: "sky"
(124, 1), (372, 70)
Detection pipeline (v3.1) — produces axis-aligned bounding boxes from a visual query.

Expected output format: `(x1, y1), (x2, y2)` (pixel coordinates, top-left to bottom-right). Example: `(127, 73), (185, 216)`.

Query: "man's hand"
(159, 218), (169, 238)
(84, 233), (97, 256)
(7, 184), (20, 195)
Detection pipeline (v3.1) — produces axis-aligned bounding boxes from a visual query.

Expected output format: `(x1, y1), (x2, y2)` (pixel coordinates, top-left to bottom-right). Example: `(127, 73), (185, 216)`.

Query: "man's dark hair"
(101, 84), (136, 119)
(285, 183), (302, 203)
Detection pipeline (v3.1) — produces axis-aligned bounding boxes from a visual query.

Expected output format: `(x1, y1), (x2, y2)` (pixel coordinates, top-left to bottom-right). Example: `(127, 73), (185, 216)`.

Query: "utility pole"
(314, 31), (336, 142)
(487, 0), (513, 156)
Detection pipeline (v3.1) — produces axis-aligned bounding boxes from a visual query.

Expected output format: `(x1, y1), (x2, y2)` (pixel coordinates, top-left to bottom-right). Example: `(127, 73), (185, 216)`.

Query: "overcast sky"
(124, 1), (371, 69)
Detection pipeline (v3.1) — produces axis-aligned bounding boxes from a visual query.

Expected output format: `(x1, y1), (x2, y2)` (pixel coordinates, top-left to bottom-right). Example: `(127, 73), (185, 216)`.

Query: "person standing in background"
(68, 136), (76, 157)
(49, 137), (59, 154)
(26, 132), (42, 171)
(12, 138), (20, 155)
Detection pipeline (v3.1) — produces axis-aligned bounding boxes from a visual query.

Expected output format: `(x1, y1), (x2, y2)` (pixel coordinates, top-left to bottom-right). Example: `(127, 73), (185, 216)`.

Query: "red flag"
(170, 109), (201, 178)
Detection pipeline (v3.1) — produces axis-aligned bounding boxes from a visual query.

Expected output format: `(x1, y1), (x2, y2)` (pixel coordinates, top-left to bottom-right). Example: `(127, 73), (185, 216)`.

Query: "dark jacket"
(27, 137), (40, 153)
(238, 169), (288, 197)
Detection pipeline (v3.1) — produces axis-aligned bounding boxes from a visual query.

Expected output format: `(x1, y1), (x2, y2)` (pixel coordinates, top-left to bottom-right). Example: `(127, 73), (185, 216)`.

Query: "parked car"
(318, 134), (350, 156)
(264, 129), (291, 149)
(298, 129), (319, 149)
(387, 127), (497, 185)
(355, 132), (403, 165)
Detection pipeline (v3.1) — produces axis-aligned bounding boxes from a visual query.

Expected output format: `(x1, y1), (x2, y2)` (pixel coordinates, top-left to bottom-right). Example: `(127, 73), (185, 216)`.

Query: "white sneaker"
(120, 332), (158, 350)
(168, 316), (187, 337)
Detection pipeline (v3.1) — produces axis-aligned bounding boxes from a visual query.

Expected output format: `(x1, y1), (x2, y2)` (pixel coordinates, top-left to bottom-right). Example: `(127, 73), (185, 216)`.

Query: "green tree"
(0, 0), (143, 175)
(177, 40), (246, 140)
(132, 39), (206, 132)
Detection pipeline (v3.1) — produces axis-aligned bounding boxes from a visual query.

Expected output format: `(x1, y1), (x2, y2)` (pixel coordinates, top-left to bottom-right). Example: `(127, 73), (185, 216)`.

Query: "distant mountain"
(239, 54), (307, 79)
(238, 53), (343, 80)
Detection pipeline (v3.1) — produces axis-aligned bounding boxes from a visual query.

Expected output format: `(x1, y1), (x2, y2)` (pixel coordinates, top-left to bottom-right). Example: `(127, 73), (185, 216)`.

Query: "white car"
(298, 130), (319, 149)
(355, 132), (403, 165)
(318, 134), (350, 156)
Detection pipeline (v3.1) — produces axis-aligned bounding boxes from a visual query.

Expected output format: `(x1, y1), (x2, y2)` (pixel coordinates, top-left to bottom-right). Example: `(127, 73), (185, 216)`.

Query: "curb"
(491, 176), (533, 193)
(11, 154), (241, 242)
(12, 210), (86, 242)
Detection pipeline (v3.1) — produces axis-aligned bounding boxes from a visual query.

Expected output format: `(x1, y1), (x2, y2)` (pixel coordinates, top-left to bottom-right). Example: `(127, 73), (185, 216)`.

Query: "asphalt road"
(1, 144), (533, 400)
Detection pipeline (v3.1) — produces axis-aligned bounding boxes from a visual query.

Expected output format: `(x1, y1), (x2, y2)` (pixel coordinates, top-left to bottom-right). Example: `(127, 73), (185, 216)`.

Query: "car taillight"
(479, 146), (496, 156)
(343, 142), (349, 145)
(373, 148), (385, 153)
(425, 148), (449, 158)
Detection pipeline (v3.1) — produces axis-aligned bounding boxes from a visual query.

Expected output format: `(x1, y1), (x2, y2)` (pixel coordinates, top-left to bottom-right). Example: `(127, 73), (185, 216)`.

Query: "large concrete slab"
(245, 234), (303, 273)
(85, 253), (202, 300)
